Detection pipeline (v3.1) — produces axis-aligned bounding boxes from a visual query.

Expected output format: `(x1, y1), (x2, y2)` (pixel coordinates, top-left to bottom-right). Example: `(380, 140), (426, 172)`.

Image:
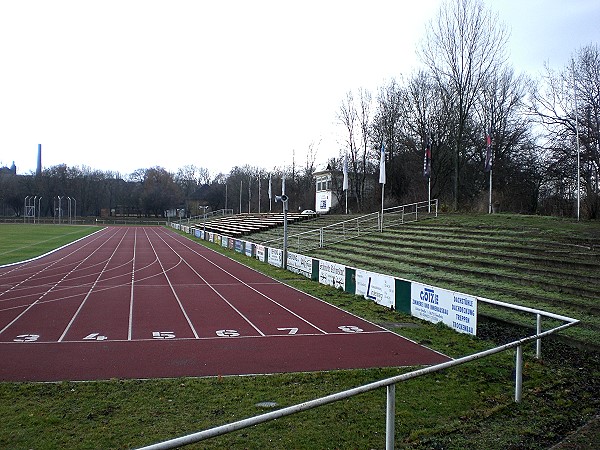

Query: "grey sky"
(1, 0), (598, 177)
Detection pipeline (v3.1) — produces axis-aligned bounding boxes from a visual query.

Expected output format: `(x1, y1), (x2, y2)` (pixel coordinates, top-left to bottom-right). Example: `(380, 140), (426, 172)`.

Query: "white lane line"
(160, 228), (328, 334)
(57, 228), (130, 342)
(0, 228), (122, 338)
(144, 228), (200, 339)
(128, 228), (137, 341)
(0, 228), (113, 299)
(149, 228), (266, 337)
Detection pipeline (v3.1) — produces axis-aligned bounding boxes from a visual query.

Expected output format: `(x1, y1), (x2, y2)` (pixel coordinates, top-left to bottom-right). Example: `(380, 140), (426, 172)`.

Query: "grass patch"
(0, 224), (102, 265)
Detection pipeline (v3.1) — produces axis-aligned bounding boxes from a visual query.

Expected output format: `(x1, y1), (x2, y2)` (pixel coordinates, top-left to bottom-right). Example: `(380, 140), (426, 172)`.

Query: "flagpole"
(345, 189), (348, 215)
(343, 153), (349, 214)
(268, 174), (272, 212)
(380, 184), (385, 232)
(428, 177), (431, 214)
(488, 168), (492, 214)
(485, 131), (493, 214)
(573, 59), (580, 222)
(379, 142), (386, 232)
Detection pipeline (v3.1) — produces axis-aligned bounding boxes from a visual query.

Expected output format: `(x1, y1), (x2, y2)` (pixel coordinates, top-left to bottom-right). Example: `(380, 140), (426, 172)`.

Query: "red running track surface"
(0, 227), (449, 382)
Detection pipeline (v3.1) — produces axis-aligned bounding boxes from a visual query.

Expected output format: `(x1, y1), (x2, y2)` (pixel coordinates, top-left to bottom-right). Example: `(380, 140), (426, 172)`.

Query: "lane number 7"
(277, 327), (299, 335)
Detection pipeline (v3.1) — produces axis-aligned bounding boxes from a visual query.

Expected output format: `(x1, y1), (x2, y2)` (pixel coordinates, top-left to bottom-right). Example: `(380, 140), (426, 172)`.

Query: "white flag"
(343, 153), (349, 191)
(379, 142), (386, 184)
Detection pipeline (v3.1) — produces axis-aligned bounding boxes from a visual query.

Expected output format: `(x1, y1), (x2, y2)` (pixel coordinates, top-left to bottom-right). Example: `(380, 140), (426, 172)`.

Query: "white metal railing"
(136, 297), (578, 450)
(264, 199), (438, 253)
(380, 199), (438, 230)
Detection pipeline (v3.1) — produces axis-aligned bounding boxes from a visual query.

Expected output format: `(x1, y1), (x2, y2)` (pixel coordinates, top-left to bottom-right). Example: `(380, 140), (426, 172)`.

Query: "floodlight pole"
(275, 177), (289, 270)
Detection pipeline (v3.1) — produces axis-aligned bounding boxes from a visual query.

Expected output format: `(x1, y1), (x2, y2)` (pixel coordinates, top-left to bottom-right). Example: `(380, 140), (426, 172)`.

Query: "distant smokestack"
(36, 144), (41, 176)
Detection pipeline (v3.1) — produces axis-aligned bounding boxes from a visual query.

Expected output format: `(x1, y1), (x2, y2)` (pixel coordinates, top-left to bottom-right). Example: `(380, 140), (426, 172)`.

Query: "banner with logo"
(355, 269), (395, 308)
(411, 282), (477, 335)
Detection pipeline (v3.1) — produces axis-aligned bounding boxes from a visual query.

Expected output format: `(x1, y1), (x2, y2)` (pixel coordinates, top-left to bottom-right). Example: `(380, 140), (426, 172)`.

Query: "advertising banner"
(234, 239), (243, 253)
(255, 244), (266, 262)
(268, 248), (283, 268)
(221, 236), (228, 248)
(411, 282), (477, 335)
(356, 269), (395, 308)
(287, 252), (313, 279)
(318, 260), (345, 290)
(245, 241), (253, 257)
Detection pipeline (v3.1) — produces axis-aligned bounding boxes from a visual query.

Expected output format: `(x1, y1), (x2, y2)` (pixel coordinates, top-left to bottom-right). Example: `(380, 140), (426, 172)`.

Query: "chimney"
(36, 144), (41, 176)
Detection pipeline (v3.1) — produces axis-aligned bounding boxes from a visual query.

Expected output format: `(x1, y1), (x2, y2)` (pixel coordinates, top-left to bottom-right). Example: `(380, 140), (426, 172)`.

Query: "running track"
(0, 227), (449, 382)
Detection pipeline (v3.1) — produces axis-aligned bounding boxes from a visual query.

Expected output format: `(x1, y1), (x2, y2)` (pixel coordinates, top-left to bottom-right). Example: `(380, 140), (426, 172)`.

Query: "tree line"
(1, 0), (598, 220)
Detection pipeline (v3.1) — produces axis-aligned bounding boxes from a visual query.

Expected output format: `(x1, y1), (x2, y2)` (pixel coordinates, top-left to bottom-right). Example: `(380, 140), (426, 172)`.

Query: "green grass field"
(0, 224), (101, 265)
(0, 217), (598, 449)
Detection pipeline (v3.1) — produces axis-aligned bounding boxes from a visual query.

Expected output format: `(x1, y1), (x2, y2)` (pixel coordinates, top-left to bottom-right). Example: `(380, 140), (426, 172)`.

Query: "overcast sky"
(1, 0), (598, 177)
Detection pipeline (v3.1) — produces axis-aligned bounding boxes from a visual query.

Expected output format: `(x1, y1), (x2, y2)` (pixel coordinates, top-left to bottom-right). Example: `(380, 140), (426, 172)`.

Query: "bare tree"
(529, 44), (600, 218)
(419, 0), (508, 210)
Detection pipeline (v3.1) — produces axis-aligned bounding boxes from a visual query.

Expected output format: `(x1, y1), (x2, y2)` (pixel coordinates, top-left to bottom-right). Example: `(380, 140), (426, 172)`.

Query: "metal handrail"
(137, 302), (578, 450)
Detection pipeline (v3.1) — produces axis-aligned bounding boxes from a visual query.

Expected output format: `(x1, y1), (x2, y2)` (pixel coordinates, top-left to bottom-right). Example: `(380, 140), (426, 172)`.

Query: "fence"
(264, 199), (438, 253)
(137, 296), (578, 450)
(174, 209), (234, 225)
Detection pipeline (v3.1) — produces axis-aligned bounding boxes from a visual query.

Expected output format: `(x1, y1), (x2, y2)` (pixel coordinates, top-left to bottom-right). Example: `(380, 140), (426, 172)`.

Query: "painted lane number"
(277, 327), (299, 335)
(338, 325), (364, 333)
(14, 334), (40, 342)
(216, 329), (240, 337)
(152, 331), (176, 339)
(83, 333), (107, 341)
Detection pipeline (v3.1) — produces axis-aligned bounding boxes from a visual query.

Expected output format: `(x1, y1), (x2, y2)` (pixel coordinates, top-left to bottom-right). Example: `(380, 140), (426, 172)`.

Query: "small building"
(313, 165), (339, 213)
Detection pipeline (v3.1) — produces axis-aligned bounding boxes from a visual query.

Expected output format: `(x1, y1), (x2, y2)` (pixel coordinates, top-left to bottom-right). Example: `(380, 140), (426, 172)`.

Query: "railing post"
(515, 345), (523, 402)
(319, 228), (324, 248)
(386, 384), (395, 450)
(536, 314), (542, 359)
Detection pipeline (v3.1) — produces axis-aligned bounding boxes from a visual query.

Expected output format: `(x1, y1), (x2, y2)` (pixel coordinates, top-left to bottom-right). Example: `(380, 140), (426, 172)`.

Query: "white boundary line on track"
(148, 228), (267, 337)
(128, 228), (137, 340)
(156, 228), (331, 335)
(0, 228), (121, 338)
(165, 228), (407, 337)
(58, 228), (130, 342)
(143, 228), (200, 340)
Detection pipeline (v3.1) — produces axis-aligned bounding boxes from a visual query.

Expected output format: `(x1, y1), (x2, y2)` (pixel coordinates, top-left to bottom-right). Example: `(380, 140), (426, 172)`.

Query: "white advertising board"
(315, 191), (331, 213)
(267, 247), (283, 268)
(355, 269), (395, 308)
(255, 244), (266, 262)
(287, 252), (312, 278)
(318, 260), (345, 290)
(411, 282), (477, 335)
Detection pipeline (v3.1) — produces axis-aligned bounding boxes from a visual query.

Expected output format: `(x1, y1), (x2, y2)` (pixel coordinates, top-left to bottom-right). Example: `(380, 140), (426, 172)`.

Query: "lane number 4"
(83, 333), (108, 341)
